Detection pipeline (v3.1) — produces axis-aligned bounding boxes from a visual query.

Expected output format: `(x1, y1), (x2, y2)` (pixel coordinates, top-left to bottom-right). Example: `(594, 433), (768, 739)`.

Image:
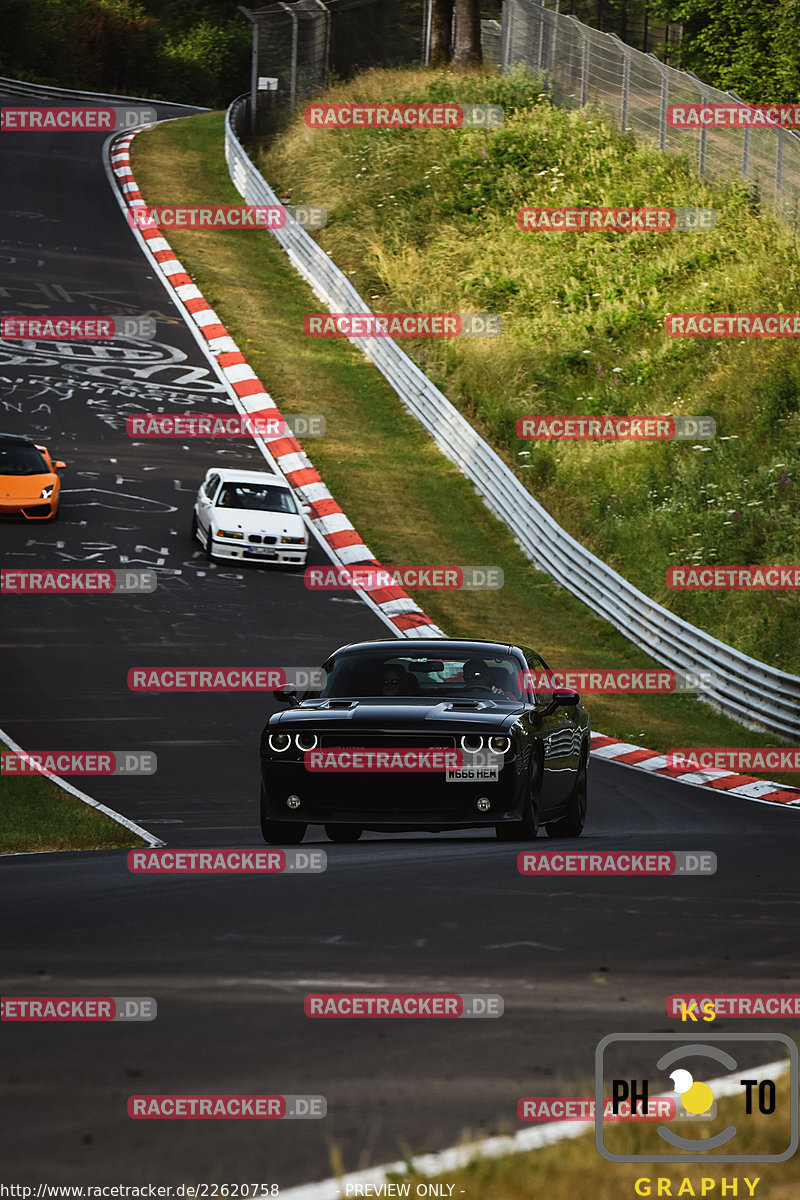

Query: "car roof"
(330, 639), (520, 657)
(0, 433), (38, 447)
(210, 468), (288, 486)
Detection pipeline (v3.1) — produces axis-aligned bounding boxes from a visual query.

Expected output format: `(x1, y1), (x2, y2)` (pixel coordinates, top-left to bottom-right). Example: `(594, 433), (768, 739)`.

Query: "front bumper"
(0, 498), (57, 520)
(211, 536), (307, 565)
(260, 758), (529, 830)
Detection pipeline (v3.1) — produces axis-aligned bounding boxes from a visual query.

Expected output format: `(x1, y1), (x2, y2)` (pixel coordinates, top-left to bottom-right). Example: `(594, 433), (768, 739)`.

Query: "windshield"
(216, 484), (297, 514)
(319, 651), (524, 701)
(0, 443), (49, 476)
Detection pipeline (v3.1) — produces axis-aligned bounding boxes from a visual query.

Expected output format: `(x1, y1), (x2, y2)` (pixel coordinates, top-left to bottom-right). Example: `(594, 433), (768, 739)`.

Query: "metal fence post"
(279, 1), (298, 114)
(310, 0), (331, 84)
(250, 20), (259, 134)
(422, 0), (433, 65)
(537, 4), (544, 69)
(609, 35), (630, 131)
(566, 17), (589, 105)
(500, 0), (513, 72)
(647, 55), (669, 150)
(725, 90), (754, 181)
(686, 74), (709, 178)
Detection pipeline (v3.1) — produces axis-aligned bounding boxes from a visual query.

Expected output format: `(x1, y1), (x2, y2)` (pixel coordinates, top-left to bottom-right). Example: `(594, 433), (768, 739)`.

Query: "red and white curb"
(107, 130), (442, 640)
(591, 731), (800, 808)
(0, 727), (164, 853)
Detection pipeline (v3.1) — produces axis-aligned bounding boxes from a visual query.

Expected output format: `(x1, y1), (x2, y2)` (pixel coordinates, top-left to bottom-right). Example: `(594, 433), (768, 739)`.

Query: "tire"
(191, 511), (199, 542)
(260, 785), (306, 844)
(325, 824), (362, 843)
(546, 748), (588, 839)
(495, 755), (540, 841)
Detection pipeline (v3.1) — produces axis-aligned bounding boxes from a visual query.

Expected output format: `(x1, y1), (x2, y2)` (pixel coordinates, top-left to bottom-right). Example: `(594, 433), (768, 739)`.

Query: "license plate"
(246, 546), (277, 557)
(446, 765), (499, 783)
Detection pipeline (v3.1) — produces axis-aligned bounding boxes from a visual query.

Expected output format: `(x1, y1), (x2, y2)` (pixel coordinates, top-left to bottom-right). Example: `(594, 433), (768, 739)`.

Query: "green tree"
(650, 0), (800, 102)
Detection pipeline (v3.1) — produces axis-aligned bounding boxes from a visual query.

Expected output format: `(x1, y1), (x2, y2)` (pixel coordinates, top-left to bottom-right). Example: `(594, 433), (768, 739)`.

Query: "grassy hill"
(259, 64), (800, 673)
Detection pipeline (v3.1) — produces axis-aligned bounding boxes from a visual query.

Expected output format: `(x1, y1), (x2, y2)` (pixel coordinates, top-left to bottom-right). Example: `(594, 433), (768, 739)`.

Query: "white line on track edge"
(0, 725), (164, 852)
(279, 1058), (791, 1199)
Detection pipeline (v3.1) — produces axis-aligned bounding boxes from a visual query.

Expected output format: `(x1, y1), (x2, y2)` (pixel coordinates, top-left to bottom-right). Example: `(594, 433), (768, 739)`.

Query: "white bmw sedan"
(192, 468), (310, 566)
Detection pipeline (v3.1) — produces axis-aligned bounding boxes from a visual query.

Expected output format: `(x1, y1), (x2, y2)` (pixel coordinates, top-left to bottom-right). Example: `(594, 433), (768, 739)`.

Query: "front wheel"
(260, 786), (306, 844)
(495, 755), (540, 841)
(546, 749), (587, 838)
(325, 824), (362, 843)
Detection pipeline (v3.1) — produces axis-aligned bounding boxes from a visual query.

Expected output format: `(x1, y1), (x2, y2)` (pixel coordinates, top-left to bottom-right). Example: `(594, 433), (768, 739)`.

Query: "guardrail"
(0, 74), (208, 109)
(141, 94), (789, 740)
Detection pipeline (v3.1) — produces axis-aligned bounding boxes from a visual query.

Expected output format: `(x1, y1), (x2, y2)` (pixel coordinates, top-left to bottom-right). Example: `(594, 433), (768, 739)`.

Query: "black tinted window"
(0, 444), (48, 475)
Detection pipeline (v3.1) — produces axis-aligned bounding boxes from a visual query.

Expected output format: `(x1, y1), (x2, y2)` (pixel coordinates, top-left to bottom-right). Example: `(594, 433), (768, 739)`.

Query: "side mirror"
(54, 461), (66, 470)
(532, 688), (580, 725)
(301, 503), (311, 515)
(275, 688), (299, 707)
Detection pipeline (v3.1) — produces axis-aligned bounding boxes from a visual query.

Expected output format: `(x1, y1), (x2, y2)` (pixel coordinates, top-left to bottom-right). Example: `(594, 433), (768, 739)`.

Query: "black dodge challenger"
(259, 639), (590, 844)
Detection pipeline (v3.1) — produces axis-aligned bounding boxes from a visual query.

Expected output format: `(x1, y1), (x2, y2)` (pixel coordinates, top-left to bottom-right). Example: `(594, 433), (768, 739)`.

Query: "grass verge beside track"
(0, 744), (145, 854)
(129, 111), (800, 785)
(350, 1074), (798, 1200)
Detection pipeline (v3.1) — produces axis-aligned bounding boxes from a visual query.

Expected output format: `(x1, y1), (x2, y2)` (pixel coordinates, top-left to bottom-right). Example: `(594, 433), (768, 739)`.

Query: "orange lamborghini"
(0, 433), (65, 521)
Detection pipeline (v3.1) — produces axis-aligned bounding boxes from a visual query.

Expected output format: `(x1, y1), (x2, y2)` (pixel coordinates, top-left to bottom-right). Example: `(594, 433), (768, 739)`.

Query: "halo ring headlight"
(295, 732), (318, 751)
(460, 734), (484, 754)
(268, 732), (292, 753)
(488, 735), (511, 755)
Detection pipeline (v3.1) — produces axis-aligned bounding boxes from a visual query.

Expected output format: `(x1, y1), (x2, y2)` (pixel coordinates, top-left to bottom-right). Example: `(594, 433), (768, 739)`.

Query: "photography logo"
(595, 1033), (798, 1162)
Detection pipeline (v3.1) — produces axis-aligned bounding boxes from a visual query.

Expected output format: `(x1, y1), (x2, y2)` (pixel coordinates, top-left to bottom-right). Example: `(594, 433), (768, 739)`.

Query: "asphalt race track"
(2, 95), (800, 1188)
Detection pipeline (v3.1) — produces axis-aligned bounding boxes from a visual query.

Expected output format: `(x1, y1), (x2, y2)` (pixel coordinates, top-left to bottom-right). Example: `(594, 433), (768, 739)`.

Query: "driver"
(463, 659), (517, 701)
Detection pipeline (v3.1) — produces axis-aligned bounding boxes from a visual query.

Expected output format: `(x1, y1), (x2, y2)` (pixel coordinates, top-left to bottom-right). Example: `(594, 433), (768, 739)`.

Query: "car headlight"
(488, 736), (511, 755)
(268, 732), (292, 753)
(40, 485), (54, 499)
(460, 734), (484, 753)
(294, 732), (318, 751)
(281, 536), (306, 545)
(217, 530), (244, 539)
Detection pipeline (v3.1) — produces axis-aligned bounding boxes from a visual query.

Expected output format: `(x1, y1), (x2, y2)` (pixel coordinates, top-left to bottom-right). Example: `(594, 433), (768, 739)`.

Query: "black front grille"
(22, 504), (51, 516)
(319, 733), (456, 749)
(248, 534), (262, 544)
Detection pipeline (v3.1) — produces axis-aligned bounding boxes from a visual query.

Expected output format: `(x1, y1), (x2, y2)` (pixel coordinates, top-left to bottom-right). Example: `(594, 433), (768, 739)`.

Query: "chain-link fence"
(240, 0), (425, 135)
(238, 1), (504, 136)
(501, 0), (800, 232)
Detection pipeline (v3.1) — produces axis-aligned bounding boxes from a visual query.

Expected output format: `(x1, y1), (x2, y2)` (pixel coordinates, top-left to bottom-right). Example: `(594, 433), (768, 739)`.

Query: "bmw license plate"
(246, 546), (277, 557)
(446, 765), (499, 783)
